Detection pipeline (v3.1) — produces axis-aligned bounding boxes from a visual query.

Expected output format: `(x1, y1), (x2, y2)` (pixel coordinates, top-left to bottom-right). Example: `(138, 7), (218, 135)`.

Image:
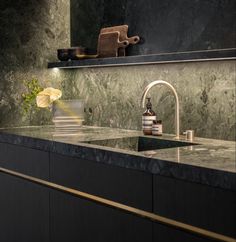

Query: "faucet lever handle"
(183, 130), (194, 141)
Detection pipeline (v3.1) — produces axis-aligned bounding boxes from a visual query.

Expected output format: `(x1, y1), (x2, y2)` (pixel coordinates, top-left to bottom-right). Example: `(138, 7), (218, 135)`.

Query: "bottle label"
(152, 124), (162, 135)
(142, 116), (156, 134)
(142, 116), (156, 121)
(157, 124), (162, 133)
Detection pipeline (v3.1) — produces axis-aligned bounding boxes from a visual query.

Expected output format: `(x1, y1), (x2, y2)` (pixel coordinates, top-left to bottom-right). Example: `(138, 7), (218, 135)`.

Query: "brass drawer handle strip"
(0, 167), (235, 242)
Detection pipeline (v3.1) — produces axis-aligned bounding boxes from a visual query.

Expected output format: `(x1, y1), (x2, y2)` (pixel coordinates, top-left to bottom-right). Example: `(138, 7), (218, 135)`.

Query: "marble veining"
(0, 125), (235, 191)
(59, 60), (236, 141)
(0, 1), (234, 143)
(0, 0), (70, 127)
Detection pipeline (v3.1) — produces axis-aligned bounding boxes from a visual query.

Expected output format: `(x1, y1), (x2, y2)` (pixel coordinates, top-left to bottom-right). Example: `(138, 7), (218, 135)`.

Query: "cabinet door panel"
(0, 142), (49, 179)
(51, 190), (152, 242)
(50, 153), (152, 211)
(153, 223), (211, 242)
(153, 175), (236, 237)
(0, 173), (50, 242)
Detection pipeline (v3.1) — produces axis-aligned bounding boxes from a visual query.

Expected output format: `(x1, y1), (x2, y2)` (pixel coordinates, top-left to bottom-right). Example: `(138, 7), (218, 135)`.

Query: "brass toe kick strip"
(0, 167), (235, 242)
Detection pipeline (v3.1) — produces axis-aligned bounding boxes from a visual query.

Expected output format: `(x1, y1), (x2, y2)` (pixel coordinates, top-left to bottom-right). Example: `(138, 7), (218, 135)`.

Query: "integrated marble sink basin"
(82, 136), (198, 152)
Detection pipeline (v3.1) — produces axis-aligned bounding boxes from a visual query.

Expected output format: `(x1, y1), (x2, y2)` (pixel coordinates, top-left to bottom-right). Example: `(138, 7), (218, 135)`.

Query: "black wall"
(71, 0), (236, 55)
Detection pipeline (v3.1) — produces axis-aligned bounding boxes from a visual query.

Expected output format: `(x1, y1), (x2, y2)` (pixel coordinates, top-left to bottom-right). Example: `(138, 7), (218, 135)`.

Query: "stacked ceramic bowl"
(142, 115), (156, 135)
(52, 100), (84, 133)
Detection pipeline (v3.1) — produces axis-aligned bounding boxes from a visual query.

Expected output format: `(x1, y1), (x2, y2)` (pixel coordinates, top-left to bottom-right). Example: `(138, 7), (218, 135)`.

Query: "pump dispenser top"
(143, 97), (156, 116)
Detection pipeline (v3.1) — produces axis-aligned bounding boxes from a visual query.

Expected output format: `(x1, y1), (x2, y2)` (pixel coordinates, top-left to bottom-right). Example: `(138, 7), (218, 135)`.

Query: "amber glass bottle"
(142, 98), (156, 135)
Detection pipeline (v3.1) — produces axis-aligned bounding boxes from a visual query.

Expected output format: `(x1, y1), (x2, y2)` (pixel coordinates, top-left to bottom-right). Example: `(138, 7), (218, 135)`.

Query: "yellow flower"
(36, 87), (62, 108)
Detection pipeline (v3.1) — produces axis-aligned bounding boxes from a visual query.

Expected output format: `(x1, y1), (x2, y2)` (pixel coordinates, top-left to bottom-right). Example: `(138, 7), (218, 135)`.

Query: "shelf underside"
(48, 48), (236, 69)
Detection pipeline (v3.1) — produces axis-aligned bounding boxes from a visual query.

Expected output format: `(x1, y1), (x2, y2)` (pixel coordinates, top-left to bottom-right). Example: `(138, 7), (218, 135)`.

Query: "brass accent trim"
(0, 167), (235, 242)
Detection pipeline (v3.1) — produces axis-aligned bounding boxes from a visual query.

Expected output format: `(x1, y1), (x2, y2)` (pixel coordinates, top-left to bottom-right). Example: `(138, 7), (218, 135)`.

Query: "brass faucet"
(141, 80), (180, 139)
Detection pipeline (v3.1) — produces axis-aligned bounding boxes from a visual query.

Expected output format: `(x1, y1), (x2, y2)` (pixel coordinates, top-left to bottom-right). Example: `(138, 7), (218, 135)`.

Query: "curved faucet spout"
(141, 80), (180, 139)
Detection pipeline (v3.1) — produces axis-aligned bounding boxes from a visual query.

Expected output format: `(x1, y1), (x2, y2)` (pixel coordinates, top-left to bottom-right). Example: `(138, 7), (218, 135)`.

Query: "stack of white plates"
(53, 116), (84, 127)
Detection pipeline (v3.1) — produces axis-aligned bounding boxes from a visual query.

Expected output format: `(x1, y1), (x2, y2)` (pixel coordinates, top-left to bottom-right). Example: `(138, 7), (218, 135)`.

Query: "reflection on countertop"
(0, 125), (235, 191)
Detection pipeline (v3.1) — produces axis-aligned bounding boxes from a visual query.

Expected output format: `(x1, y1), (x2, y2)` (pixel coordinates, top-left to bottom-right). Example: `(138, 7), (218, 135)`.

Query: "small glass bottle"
(152, 120), (163, 136)
(142, 98), (156, 135)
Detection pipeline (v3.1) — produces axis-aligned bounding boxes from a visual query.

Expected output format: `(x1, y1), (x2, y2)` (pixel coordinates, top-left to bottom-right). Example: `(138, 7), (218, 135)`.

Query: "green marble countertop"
(0, 125), (235, 190)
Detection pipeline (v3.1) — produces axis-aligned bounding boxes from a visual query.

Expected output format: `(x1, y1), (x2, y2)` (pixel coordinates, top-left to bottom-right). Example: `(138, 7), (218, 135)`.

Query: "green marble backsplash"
(0, 1), (235, 141)
(57, 60), (236, 141)
(0, 0), (70, 126)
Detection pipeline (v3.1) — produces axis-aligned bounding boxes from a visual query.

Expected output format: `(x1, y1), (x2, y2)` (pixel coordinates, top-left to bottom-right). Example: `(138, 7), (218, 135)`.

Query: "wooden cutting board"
(97, 31), (129, 58)
(100, 25), (140, 56)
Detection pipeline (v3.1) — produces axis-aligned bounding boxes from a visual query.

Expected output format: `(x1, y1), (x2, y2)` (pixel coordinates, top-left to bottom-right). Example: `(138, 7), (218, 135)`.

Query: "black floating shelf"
(48, 48), (236, 69)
